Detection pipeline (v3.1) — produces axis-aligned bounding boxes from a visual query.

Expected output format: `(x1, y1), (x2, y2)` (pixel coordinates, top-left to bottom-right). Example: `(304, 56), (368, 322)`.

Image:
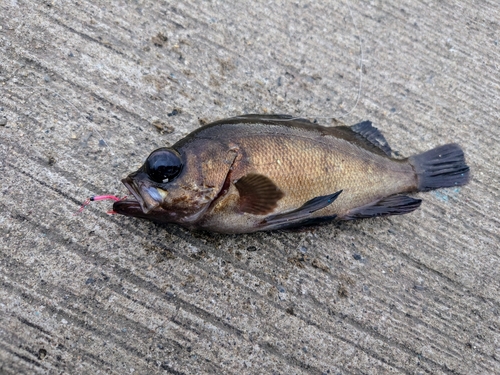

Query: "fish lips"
(116, 173), (168, 215)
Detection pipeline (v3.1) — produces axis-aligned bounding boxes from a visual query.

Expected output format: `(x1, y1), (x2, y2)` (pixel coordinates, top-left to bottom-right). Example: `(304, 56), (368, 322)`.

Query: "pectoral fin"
(235, 174), (284, 215)
(259, 190), (342, 229)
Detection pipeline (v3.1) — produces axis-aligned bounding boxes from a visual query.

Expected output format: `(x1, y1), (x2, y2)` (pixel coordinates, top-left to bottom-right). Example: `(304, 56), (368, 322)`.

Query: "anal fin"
(259, 190), (342, 229)
(342, 195), (422, 220)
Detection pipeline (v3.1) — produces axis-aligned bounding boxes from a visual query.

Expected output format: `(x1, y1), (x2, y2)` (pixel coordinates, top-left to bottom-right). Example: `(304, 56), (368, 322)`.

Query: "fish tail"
(409, 143), (470, 192)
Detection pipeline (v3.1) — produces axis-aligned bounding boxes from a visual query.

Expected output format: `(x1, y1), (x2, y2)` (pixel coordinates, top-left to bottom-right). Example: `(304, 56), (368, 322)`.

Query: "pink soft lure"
(76, 195), (126, 215)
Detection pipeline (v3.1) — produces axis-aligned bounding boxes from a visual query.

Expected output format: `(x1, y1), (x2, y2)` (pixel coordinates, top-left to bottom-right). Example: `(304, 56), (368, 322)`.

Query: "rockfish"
(111, 115), (470, 233)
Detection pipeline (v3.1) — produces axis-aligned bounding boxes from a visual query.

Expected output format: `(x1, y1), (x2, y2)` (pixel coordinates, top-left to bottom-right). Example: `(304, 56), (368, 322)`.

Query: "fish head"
(113, 139), (235, 225)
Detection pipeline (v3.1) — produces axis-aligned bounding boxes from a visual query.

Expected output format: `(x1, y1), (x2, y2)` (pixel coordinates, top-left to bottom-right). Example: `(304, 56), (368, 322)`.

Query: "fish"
(112, 114), (470, 233)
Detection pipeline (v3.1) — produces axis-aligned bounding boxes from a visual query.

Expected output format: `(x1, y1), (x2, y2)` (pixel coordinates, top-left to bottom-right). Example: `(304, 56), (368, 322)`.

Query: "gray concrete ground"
(1, 0), (499, 374)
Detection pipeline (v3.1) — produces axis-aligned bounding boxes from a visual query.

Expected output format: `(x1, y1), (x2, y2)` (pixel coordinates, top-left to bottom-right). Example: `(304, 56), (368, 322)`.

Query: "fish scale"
(231, 133), (409, 215)
(112, 114), (469, 233)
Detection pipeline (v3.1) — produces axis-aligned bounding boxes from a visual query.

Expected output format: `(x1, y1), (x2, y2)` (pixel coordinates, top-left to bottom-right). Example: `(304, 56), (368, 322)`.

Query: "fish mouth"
(112, 196), (142, 216)
(119, 175), (168, 214)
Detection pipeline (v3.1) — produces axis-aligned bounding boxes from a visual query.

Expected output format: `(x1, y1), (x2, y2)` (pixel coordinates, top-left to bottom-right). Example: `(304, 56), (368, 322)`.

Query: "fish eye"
(144, 148), (183, 183)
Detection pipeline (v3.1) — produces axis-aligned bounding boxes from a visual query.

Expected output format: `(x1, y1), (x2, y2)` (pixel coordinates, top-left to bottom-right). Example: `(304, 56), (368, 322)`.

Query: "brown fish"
(113, 114), (470, 233)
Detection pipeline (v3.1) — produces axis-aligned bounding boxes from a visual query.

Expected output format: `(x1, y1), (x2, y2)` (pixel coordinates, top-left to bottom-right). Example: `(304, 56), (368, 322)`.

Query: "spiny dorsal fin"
(212, 114), (313, 126)
(235, 174), (284, 215)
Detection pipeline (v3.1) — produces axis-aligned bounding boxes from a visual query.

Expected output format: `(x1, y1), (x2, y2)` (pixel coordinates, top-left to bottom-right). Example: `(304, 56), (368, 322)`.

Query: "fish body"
(113, 115), (470, 233)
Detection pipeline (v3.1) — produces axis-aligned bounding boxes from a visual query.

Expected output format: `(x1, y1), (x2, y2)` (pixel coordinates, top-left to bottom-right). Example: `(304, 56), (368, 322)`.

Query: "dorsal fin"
(209, 114), (313, 127)
(198, 116), (393, 157)
(232, 114), (306, 121)
(235, 174), (284, 215)
(351, 121), (392, 156)
(333, 121), (392, 157)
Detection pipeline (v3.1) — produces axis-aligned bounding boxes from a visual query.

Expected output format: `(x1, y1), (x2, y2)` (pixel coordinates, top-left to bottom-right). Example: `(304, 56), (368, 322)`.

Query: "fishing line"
(6, 1), (362, 148)
(322, 0), (363, 119)
(194, 0), (364, 125)
(4, 1), (363, 214)
(290, 0), (364, 122)
(2, 80), (120, 213)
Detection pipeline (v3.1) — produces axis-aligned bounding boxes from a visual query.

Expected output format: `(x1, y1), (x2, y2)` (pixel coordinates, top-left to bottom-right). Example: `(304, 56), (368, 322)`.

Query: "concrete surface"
(1, 0), (499, 374)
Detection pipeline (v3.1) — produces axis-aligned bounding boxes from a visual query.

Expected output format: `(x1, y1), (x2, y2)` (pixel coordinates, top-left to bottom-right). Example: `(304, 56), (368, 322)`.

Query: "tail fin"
(409, 144), (470, 192)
